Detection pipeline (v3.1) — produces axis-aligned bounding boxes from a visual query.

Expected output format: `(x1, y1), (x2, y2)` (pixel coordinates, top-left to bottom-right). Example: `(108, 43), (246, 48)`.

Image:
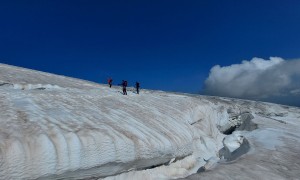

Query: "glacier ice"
(0, 63), (300, 180)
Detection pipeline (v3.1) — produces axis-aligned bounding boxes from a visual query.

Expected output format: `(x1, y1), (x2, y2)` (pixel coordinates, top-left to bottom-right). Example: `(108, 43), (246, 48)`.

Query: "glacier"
(0, 63), (299, 180)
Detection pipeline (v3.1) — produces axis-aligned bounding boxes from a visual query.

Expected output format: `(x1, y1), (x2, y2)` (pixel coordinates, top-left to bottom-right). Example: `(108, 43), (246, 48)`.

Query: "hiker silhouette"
(122, 80), (127, 95)
(135, 82), (140, 94)
(108, 78), (113, 88)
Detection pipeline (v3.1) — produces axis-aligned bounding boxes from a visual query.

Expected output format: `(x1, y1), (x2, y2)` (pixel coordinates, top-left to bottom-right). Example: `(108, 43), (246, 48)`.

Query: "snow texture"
(0, 63), (300, 180)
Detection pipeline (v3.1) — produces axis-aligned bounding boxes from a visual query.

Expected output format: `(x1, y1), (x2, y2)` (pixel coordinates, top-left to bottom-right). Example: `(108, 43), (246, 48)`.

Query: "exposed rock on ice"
(218, 112), (257, 135)
(219, 132), (250, 161)
(0, 82), (62, 90)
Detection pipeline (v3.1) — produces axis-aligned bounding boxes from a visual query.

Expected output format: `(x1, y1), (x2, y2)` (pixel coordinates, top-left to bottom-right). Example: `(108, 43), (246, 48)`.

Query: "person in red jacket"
(108, 77), (113, 88)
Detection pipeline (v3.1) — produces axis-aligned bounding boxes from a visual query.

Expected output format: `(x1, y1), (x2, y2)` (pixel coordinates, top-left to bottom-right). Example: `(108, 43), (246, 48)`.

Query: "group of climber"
(107, 78), (140, 95)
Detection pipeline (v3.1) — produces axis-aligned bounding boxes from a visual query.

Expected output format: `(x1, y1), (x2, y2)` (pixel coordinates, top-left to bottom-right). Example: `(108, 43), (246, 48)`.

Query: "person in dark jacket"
(135, 82), (140, 94)
(108, 77), (113, 88)
(122, 80), (127, 95)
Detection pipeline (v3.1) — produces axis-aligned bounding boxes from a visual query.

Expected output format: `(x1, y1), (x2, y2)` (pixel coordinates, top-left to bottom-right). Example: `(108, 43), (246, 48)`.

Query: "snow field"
(1, 63), (299, 180)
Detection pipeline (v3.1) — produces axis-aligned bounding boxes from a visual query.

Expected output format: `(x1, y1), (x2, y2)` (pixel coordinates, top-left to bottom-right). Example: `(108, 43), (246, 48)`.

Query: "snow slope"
(0, 63), (299, 180)
(183, 102), (300, 180)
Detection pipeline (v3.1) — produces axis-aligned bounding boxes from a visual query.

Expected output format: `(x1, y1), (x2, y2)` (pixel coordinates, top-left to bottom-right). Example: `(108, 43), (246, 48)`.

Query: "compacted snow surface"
(0, 63), (299, 180)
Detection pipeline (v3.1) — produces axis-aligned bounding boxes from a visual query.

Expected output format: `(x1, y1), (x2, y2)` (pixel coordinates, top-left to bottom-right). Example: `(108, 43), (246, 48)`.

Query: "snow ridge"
(0, 63), (299, 180)
(0, 64), (227, 179)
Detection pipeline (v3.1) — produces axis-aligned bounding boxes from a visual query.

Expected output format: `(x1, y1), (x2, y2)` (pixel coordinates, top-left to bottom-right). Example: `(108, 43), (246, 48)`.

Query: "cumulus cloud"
(204, 57), (300, 106)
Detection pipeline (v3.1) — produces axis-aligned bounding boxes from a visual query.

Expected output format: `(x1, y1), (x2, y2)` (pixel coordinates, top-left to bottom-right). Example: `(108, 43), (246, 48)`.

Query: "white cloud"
(204, 57), (300, 106)
(290, 89), (300, 95)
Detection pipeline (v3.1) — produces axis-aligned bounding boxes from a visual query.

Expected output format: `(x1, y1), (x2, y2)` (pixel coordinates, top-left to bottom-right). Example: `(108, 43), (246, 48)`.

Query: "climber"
(108, 77), (113, 88)
(122, 80), (127, 95)
(135, 82), (140, 94)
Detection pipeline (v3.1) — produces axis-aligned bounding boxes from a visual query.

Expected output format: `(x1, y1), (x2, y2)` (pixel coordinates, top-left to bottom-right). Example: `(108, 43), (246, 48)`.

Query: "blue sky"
(1, 0), (300, 93)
